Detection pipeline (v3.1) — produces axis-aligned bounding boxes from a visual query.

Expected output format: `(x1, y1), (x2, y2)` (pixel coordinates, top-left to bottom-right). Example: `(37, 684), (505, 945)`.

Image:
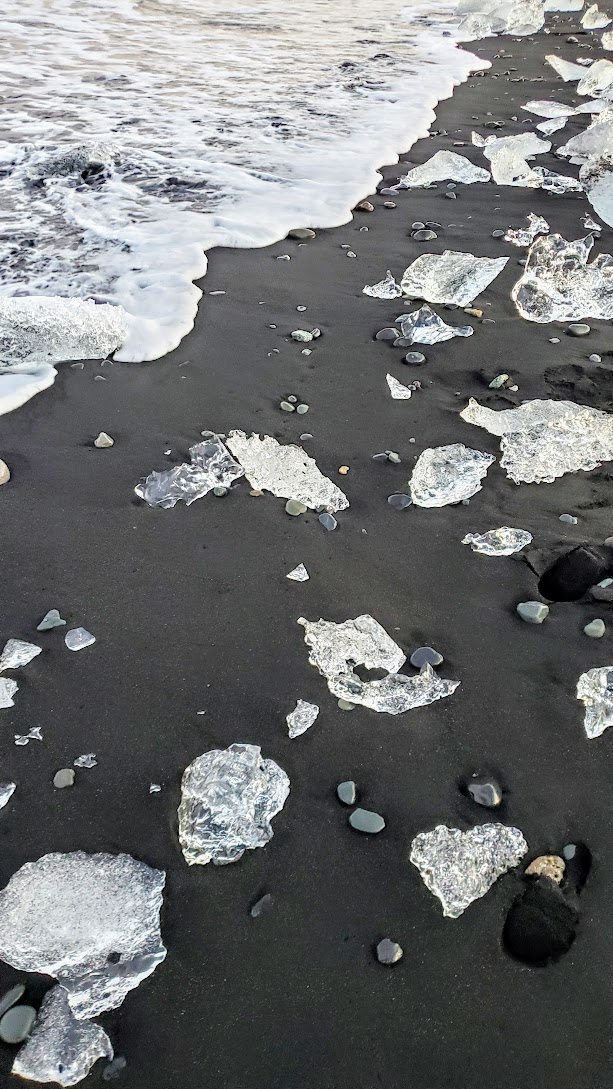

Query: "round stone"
(387, 493), (412, 510)
(404, 352), (426, 365)
(212, 486), (228, 496)
(94, 432), (114, 448)
(525, 855), (565, 885)
(584, 618), (605, 638)
(383, 201), (396, 208)
(349, 808), (385, 834)
(285, 499), (307, 517)
(559, 513), (578, 524)
(413, 229), (437, 241)
(279, 401), (295, 412)
(288, 395), (298, 403)
(567, 324), (591, 336)
(53, 768), (75, 789)
(337, 699), (355, 711)
(296, 404), (309, 414)
(589, 354), (602, 363)
(445, 191), (457, 199)
(492, 229), (505, 238)
(411, 222), (425, 230)
(287, 228), (315, 240)
(516, 601), (549, 624)
(376, 939), (403, 965)
(410, 646), (443, 668)
(375, 328), (400, 341)
(0, 1005), (36, 1044)
(0, 986), (25, 1020)
(337, 780), (357, 806)
(0, 460), (11, 485)
(467, 776), (502, 808)
(319, 512), (337, 531)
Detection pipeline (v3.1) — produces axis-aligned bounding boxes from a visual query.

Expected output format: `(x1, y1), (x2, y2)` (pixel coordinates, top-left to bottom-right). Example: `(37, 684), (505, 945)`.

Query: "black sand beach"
(0, 15), (612, 1088)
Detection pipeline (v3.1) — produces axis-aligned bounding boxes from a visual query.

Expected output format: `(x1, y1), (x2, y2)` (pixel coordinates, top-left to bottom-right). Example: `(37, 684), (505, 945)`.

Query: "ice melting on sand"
(286, 563), (309, 582)
(577, 59), (613, 98)
(136, 436), (244, 508)
(0, 680), (18, 709)
(286, 700), (320, 738)
(386, 374), (413, 400)
(396, 305), (473, 345)
(456, 0), (546, 39)
(522, 100), (578, 118)
(0, 639), (41, 671)
(178, 743), (290, 865)
(400, 251), (508, 307)
(504, 213), (549, 246)
(12, 985), (113, 1087)
(481, 132), (550, 185)
(558, 111), (613, 163)
(462, 527), (533, 554)
(582, 2), (612, 27)
(545, 54), (587, 81)
(396, 150), (490, 187)
(410, 824), (528, 918)
(577, 666), (613, 738)
(408, 444), (495, 507)
(580, 154), (613, 228)
(511, 233), (613, 322)
(363, 270), (403, 299)
(226, 431), (349, 513)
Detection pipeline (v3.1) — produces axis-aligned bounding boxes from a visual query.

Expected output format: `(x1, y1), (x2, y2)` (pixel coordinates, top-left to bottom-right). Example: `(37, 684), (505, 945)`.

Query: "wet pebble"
(300, 433), (312, 441)
(0, 460), (10, 486)
(356, 200), (374, 212)
(404, 352), (426, 365)
(467, 775), (502, 808)
(280, 401), (295, 412)
(319, 512), (337, 531)
(337, 780), (357, 805)
(491, 229), (506, 238)
(489, 373), (509, 389)
(296, 404), (309, 414)
(291, 330), (313, 342)
(383, 201), (396, 208)
(387, 493), (412, 510)
(559, 514), (578, 524)
(411, 222), (425, 230)
(584, 618), (605, 638)
(375, 328), (401, 341)
(517, 601), (549, 624)
(444, 191), (457, 199)
(413, 229), (437, 241)
(337, 699), (355, 711)
(549, 337), (560, 343)
(288, 395), (298, 403)
(250, 893), (274, 918)
(37, 609), (66, 631)
(338, 465), (350, 474)
(410, 646), (443, 668)
(285, 499), (307, 517)
(589, 354), (602, 363)
(213, 486), (228, 497)
(287, 228), (315, 239)
(567, 324), (590, 336)
(376, 939), (403, 965)
(349, 808), (385, 834)
(53, 768), (75, 789)
(94, 432), (114, 448)
(0, 1005), (36, 1044)
(387, 451), (401, 463)
(0, 986), (25, 1020)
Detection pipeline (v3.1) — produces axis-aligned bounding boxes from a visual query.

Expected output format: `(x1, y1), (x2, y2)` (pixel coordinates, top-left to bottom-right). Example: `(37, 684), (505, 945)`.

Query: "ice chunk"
(0, 639), (41, 671)
(65, 628), (96, 652)
(537, 117), (570, 135)
(462, 527), (533, 554)
(14, 726), (42, 745)
(330, 663), (460, 715)
(397, 151), (490, 187)
(461, 397), (613, 483)
(0, 851), (166, 1019)
(12, 986), (112, 1087)
(525, 168), (583, 193)
(362, 271), (403, 299)
(408, 444), (495, 507)
(136, 437), (244, 508)
(0, 783), (16, 810)
(577, 666), (613, 737)
(582, 4), (612, 28)
(400, 251), (508, 307)
(396, 305), (473, 345)
(286, 700), (319, 738)
(482, 132), (551, 185)
(178, 743), (289, 865)
(522, 100), (578, 118)
(577, 59), (613, 97)
(286, 563), (309, 582)
(511, 232), (613, 322)
(386, 374), (412, 400)
(504, 213), (550, 246)
(74, 754), (97, 768)
(458, 0), (545, 38)
(545, 55), (587, 81)
(226, 431), (348, 513)
(410, 824), (528, 918)
(557, 112), (613, 163)
(0, 680), (18, 709)
(580, 154), (613, 228)
(0, 297), (127, 365)
(603, 27), (613, 47)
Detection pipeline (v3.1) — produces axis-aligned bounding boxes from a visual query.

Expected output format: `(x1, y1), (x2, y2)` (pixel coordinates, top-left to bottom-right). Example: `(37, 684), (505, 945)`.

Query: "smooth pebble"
(467, 776), (502, 808)
(584, 618), (606, 638)
(250, 893), (274, 918)
(516, 601), (549, 624)
(0, 460), (10, 486)
(285, 499), (307, 517)
(349, 808), (385, 834)
(559, 514), (577, 524)
(387, 493), (412, 510)
(410, 646), (443, 668)
(404, 352), (426, 365)
(376, 939), (403, 965)
(37, 609), (66, 631)
(94, 432), (114, 448)
(0, 1005), (36, 1044)
(53, 768), (75, 789)
(337, 780), (357, 805)
(567, 324), (590, 336)
(319, 512), (337, 531)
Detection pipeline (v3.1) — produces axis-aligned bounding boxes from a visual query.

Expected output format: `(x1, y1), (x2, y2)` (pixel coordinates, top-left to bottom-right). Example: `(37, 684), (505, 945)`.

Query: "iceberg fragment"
(408, 444), (495, 507)
(511, 232), (613, 322)
(504, 213), (550, 246)
(330, 664), (460, 715)
(545, 55), (587, 81)
(286, 700), (319, 738)
(136, 436), (244, 508)
(0, 297), (127, 364)
(386, 374), (412, 400)
(522, 100), (578, 118)
(577, 666), (613, 738)
(537, 117), (570, 135)
(363, 270), (402, 299)
(603, 27), (613, 48)
(462, 527), (533, 554)
(582, 4), (612, 28)
(400, 251), (508, 307)
(0, 639), (41, 671)
(396, 305), (473, 344)
(557, 112), (613, 163)
(286, 563), (309, 582)
(580, 154), (613, 227)
(0, 680), (18, 708)
(457, 0), (545, 38)
(482, 132), (551, 185)
(397, 151), (490, 187)
(226, 431), (348, 513)
(12, 986), (113, 1087)
(577, 59), (613, 97)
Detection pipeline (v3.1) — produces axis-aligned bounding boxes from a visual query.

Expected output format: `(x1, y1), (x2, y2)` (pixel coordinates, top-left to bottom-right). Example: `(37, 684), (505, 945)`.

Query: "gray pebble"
(102, 1057), (128, 1081)
(491, 229), (506, 238)
(517, 601), (549, 624)
(376, 939), (403, 965)
(591, 585), (613, 603)
(559, 514), (578, 524)
(280, 401), (295, 412)
(349, 808), (385, 834)
(467, 776), (502, 808)
(584, 618), (606, 638)
(250, 893), (274, 918)
(413, 229), (437, 241)
(562, 843), (577, 861)
(387, 493), (412, 510)
(0, 1005), (36, 1044)
(426, 222), (442, 229)
(213, 485), (228, 497)
(375, 328), (400, 341)
(393, 337), (413, 348)
(319, 512), (337, 531)
(285, 499), (307, 517)
(296, 404), (309, 414)
(589, 354), (602, 362)
(567, 323), (591, 336)
(287, 228), (315, 240)
(411, 222), (425, 230)
(489, 373), (509, 389)
(299, 433), (312, 441)
(337, 780), (357, 805)
(410, 646), (443, 668)
(383, 201), (396, 208)
(387, 451), (402, 464)
(605, 537), (613, 547)
(0, 986), (25, 1020)
(288, 395), (298, 403)
(337, 699), (355, 711)
(53, 768), (75, 789)
(444, 191), (457, 199)
(404, 352), (426, 365)
(37, 609), (66, 631)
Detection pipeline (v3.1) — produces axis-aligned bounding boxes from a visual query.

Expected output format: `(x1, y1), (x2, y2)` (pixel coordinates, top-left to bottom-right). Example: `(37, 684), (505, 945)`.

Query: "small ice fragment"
(582, 4), (612, 28)
(14, 727), (42, 745)
(462, 527), (533, 555)
(481, 132), (551, 186)
(511, 234), (613, 323)
(37, 609), (66, 631)
(12, 985), (113, 1087)
(94, 432), (114, 449)
(386, 374), (412, 400)
(0, 783), (16, 810)
(226, 431), (348, 513)
(178, 743), (290, 866)
(582, 213), (602, 232)
(250, 893), (274, 918)
(318, 512), (338, 531)
(286, 564), (309, 582)
(408, 444), (495, 507)
(504, 213), (549, 247)
(577, 59), (613, 97)
(149, 783), (162, 794)
(363, 271), (403, 299)
(286, 699), (320, 738)
(0, 296), (126, 365)
(74, 753), (97, 768)
(397, 151), (490, 187)
(65, 628), (95, 652)
(545, 55), (586, 81)
(0, 679), (18, 708)
(580, 156), (613, 230)
(537, 117), (569, 136)
(396, 305), (473, 345)
(522, 100), (577, 118)
(135, 437), (244, 509)
(400, 252), (508, 306)
(577, 666), (613, 737)
(410, 823), (528, 917)
(0, 639), (41, 671)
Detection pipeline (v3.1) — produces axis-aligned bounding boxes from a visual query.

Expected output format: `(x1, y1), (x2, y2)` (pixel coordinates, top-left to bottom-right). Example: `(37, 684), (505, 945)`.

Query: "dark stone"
(503, 877), (579, 966)
(413, 229), (437, 241)
(250, 893), (274, 918)
(467, 775), (502, 808)
(538, 544), (613, 601)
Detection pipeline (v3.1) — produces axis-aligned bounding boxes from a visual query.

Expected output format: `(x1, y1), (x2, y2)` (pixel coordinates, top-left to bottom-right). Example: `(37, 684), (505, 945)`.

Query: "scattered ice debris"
(149, 783), (162, 794)
(363, 271), (403, 299)
(410, 824), (528, 918)
(286, 700), (319, 739)
(135, 437), (244, 509)
(0, 851), (166, 1019)
(545, 55), (586, 81)
(178, 743), (290, 866)
(386, 374), (412, 400)
(467, 775), (502, 808)
(396, 151), (490, 187)
(0, 296), (126, 368)
(577, 666), (613, 737)
(0, 783), (16, 811)
(54, 769), (76, 789)
(286, 564), (309, 582)
(0, 1004), (36, 1043)
(582, 2), (612, 26)
(94, 432), (114, 449)
(0, 639), (41, 671)
(400, 251), (508, 307)
(65, 628), (96, 652)
(12, 985), (113, 1087)
(462, 527), (532, 555)
(337, 781), (357, 806)
(504, 213), (549, 246)
(461, 397), (613, 483)
(14, 727), (42, 746)
(74, 754), (97, 769)
(0, 680), (18, 709)
(408, 444), (495, 507)
(376, 939), (403, 965)
(395, 305), (473, 345)
(481, 132), (551, 186)
(511, 234), (613, 323)
(517, 601), (549, 624)
(349, 809), (385, 834)
(226, 431), (348, 513)
(37, 609), (66, 631)
(584, 618), (606, 638)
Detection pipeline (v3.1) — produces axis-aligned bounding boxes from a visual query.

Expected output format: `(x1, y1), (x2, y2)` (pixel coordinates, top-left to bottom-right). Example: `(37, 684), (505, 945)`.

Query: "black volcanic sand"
(0, 15), (612, 1089)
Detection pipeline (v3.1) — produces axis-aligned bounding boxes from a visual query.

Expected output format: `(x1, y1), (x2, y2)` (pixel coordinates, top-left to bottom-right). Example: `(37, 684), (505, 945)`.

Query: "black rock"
(539, 544), (613, 601)
(503, 877), (579, 966)
(467, 775), (502, 808)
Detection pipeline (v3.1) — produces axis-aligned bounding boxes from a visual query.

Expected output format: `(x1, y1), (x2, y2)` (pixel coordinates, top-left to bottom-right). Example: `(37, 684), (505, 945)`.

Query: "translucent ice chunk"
(286, 563), (309, 582)
(522, 100), (578, 118)
(0, 851), (166, 1019)
(582, 4), (612, 28)
(577, 59), (613, 97)
(0, 680), (18, 708)
(545, 55), (587, 81)
(511, 232), (613, 322)
(410, 824), (528, 918)
(178, 743), (289, 866)
(65, 628), (95, 652)
(0, 639), (41, 671)
(580, 154), (613, 228)
(0, 297), (127, 365)
(363, 271), (403, 299)
(74, 754), (97, 768)
(135, 437), (244, 508)
(557, 112), (613, 162)
(577, 665), (613, 737)
(460, 397), (613, 483)
(396, 305), (473, 345)
(330, 663), (460, 715)
(537, 117), (570, 135)
(12, 986), (113, 1087)
(397, 151), (491, 187)
(0, 783), (15, 810)
(226, 431), (349, 513)
(482, 132), (551, 185)
(14, 726), (42, 745)
(286, 700), (320, 738)
(386, 374), (412, 400)
(408, 444), (495, 507)
(603, 28), (613, 47)
(400, 251), (508, 307)
(504, 213), (550, 246)
(462, 527), (533, 554)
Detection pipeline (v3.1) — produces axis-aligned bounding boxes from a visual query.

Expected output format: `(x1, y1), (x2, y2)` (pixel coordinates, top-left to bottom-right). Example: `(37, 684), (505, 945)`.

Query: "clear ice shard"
(577, 59), (613, 97)
(457, 0), (545, 38)
(537, 117), (570, 136)
(178, 743), (290, 866)
(0, 851), (166, 1020)
(408, 444), (495, 507)
(579, 155), (613, 228)
(15, 726), (42, 745)
(481, 132), (551, 185)
(12, 986), (113, 1087)
(0, 639), (41, 671)
(400, 251), (508, 307)
(522, 100), (578, 118)
(135, 437), (244, 508)
(286, 563), (309, 582)
(410, 824), (528, 918)
(0, 297), (127, 365)
(64, 628), (95, 652)
(461, 527), (533, 554)
(286, 700), (320, 738)
(576, 666), (613, 738)
(363, 271), (403, 299)
(0, 680), (18, 708)
(545, 55), (587, 81)
(0, 783), (16, 810)
(226, 431), (349, 513)
(395, 305), (473, 345)
(396, 151), (490, 187)
(510, 233), (613, 322)
(603, 28), (613, 48)
(330, 664), (460, 715)
(74, 754), (97, 768)
(460, 397), (613, 483)
(582, 3), (612, 26)
(557, 113), (613, 163)
(504, 213), (550, 246)
(386, 374), (412, 400)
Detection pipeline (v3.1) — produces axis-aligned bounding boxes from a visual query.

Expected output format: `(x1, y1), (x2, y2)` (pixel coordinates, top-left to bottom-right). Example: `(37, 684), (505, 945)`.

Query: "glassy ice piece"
(400, 251), (508, 307)
(135, 437), (244, 508)
(331, 663), (459, 715)
(408, 444), (495, 507)
(583, 212), (604, 232)
(580, 155), (613, 228)
(0, 639), (41, 671)
(386, 374), (412, 400)
(504, 213), (550, 246)
(557, 111), (613, 163)
(460, 397), (613, 483)
(178, 743), (289, 866)
(363, 271), (403, 299)
(74, 754), (97, 768)
(522, 100), (578, 118)
(65, 628), (95, 652)
(396, 305), (473, 345)
(545, 54), (586, 81)
(0, 783), (16, 811)
(537, 117), (569, 135)
(482, 133), (551, 185)
(286, 564), (309, 582)
(525, 168), (583, 194)
(0, 851), (166, 1020)
(511, 233), (613, 322)
(603, 28), (613, 47)
(12, 986), (113, 1087)
(14, 726), (42, 745)
(298, 614), (406, 679)
(577, 59), (613, 97)
(397, 151), (490, 187)
(0, 297), (127, 365)
(410, 823), (528, 918)
(582, 5), (612, 29)
(226, 431), (349, 513)
(577, 665), (613, 737)
(286, 700), (320, 738)
(462, 527), (533, 554)
(0, 680), (18, 708)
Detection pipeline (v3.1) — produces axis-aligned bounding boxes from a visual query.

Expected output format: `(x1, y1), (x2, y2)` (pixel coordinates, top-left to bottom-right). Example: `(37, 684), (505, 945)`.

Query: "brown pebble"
(525, 855), (565, 885)
(356, 200), (374, 212)
(250, 489), (263, 497)
(338, 466), (350, 475)
(464, 307), (483, 318)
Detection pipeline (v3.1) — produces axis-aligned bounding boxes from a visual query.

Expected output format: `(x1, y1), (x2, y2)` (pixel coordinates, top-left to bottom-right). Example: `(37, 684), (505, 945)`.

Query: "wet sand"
(0, 14), (612, 1089)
